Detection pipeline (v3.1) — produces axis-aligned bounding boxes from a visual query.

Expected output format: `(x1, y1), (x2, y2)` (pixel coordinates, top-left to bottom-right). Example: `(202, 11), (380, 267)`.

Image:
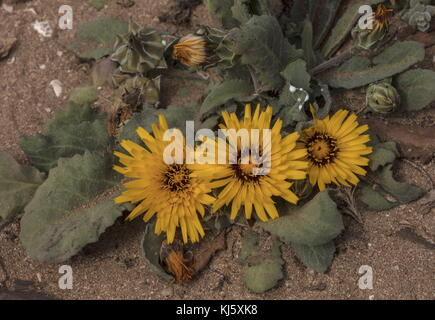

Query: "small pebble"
(161, 287), (173, 298)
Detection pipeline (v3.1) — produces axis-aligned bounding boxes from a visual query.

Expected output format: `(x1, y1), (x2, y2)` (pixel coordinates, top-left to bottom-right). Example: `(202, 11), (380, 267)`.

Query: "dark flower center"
(306, 132), (339, 166)
(162, 164), (191, 192)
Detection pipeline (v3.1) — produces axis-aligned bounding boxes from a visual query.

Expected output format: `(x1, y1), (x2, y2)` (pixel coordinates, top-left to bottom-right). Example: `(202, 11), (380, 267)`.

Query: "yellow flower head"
(172, 35), (207, 67)
(300, 107), (373, 191)
(372, 4), (393, 31)
(113, 115), (216, 244)
(192, 104), (309, 222)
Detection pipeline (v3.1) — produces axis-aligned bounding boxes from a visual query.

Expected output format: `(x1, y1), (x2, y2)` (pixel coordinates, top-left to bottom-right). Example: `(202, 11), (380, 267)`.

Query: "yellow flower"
(172, 35), (207, 67)
(113, 115), (216, 244)
(300, 107), (373, 191)
(192, 104), (309, 222)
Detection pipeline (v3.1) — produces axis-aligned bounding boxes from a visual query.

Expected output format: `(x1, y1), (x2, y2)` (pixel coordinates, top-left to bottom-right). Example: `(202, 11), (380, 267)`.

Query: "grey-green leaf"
(68, 86), (99, 105)
(20, 151), (122, 263)
(321, 41), (425, 89)
(234, 15), (303, 91)
(301, 19), (316, 69)
(142, 221), (174, 282)
(71, 17), (128, 60)
(89, 0), (107, 10)
(200, 79), (253, 114)
(239, 230), (260, 264)
(259, 191), (344, 246)
(368, 141), (399, 172)
(0, 151), (44, 220)
(292, 241), (335, 273)
(281, 59), (311, 91)
(378, 164), (424, 204)
(205, 0), (240, 29)
(19, 102), (111, 173)
(358, 182), (398, 211)
(394, 69), (435, 111)
(242, 234), (284, 294)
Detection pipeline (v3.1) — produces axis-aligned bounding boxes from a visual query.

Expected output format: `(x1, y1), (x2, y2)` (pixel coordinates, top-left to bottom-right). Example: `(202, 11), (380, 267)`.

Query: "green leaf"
(231, 0), (271, 24)
(200, 79), (253, 114)
(310, 0), (343, 49)
(301, 19), (316, 69)
(276, 94), (309, 128)
(291, 242), (335, 273)
(281, 59), (311, 91)
(239, 230), (260, 264)
(234, 15), (303, 91)
(0, 151), (44, 220)
(89, 0), (106, 10)
(19, 102), (111, 173)
(378, 164), (424, 204)
(20, 151), (123, 263)
(240, 231), (284, 293)
(259, 191), (344, 246)
(368, 141), (399, 172)
(321, 0), (384, 57)
(205, 0), (240, 28)
(358, 182), (398, 211)
(71, 17), (128, 60)
(394, 69), (435, 111)
(142, 221), (174, 282)
(68, 86), (99, 105)
(321, 41), (425, 89)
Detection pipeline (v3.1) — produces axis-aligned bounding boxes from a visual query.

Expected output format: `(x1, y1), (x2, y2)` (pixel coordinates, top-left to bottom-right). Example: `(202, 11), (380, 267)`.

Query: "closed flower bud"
(172, 35), (207, 67)
(366, 82), (400, 114)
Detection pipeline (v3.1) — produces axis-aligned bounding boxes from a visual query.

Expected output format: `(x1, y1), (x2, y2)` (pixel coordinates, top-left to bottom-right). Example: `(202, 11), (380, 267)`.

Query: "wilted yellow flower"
(372, 4), (393, 31)
(172, 35), (207, 67)
(113, 115), (216, 244)
(300, 107), (373, 191)
(191, 104), (309, 222)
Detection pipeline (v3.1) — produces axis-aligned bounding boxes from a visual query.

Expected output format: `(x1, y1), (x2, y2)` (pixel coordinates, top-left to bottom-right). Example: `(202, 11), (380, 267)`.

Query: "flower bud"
(172, 34), (207, 67)
(366, 82), (400, 114)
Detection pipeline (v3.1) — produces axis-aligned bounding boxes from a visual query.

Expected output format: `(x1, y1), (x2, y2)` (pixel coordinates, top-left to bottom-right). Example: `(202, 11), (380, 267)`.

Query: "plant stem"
(310, 48), (354, 75)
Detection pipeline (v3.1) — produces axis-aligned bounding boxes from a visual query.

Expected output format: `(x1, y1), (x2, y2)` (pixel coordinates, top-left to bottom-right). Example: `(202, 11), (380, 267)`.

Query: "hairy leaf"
(89, 0), (106, 10)
(378, 164), (424, 204)
(68, 86), (99, 105)
(205, 0), (239, 28)
(19, 102), (110, 173)
(394, 69), (435, 111)
(301, 19), (316, 69)
(234, 15), (302, 91)
(358, 182), (398, 211)
(311, 0), (343, 49)
(321, 41), (425, 89)
(200, 79), (253, 114)
(231, 0), (271, 24)
(368, 141), (399, 172)
(71, 17), (128, 60)
(259, 191), (344, 246)
(20, 152), (122, 263)
(281, 59), (311, 91)
(0, 151), (44, 220)
(240, 230), (284, 293)
(291, 242), (335, 273)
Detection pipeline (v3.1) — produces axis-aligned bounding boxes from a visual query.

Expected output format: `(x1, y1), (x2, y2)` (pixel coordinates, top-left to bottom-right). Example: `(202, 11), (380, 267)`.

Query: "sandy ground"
(0, 0), (434, 300)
